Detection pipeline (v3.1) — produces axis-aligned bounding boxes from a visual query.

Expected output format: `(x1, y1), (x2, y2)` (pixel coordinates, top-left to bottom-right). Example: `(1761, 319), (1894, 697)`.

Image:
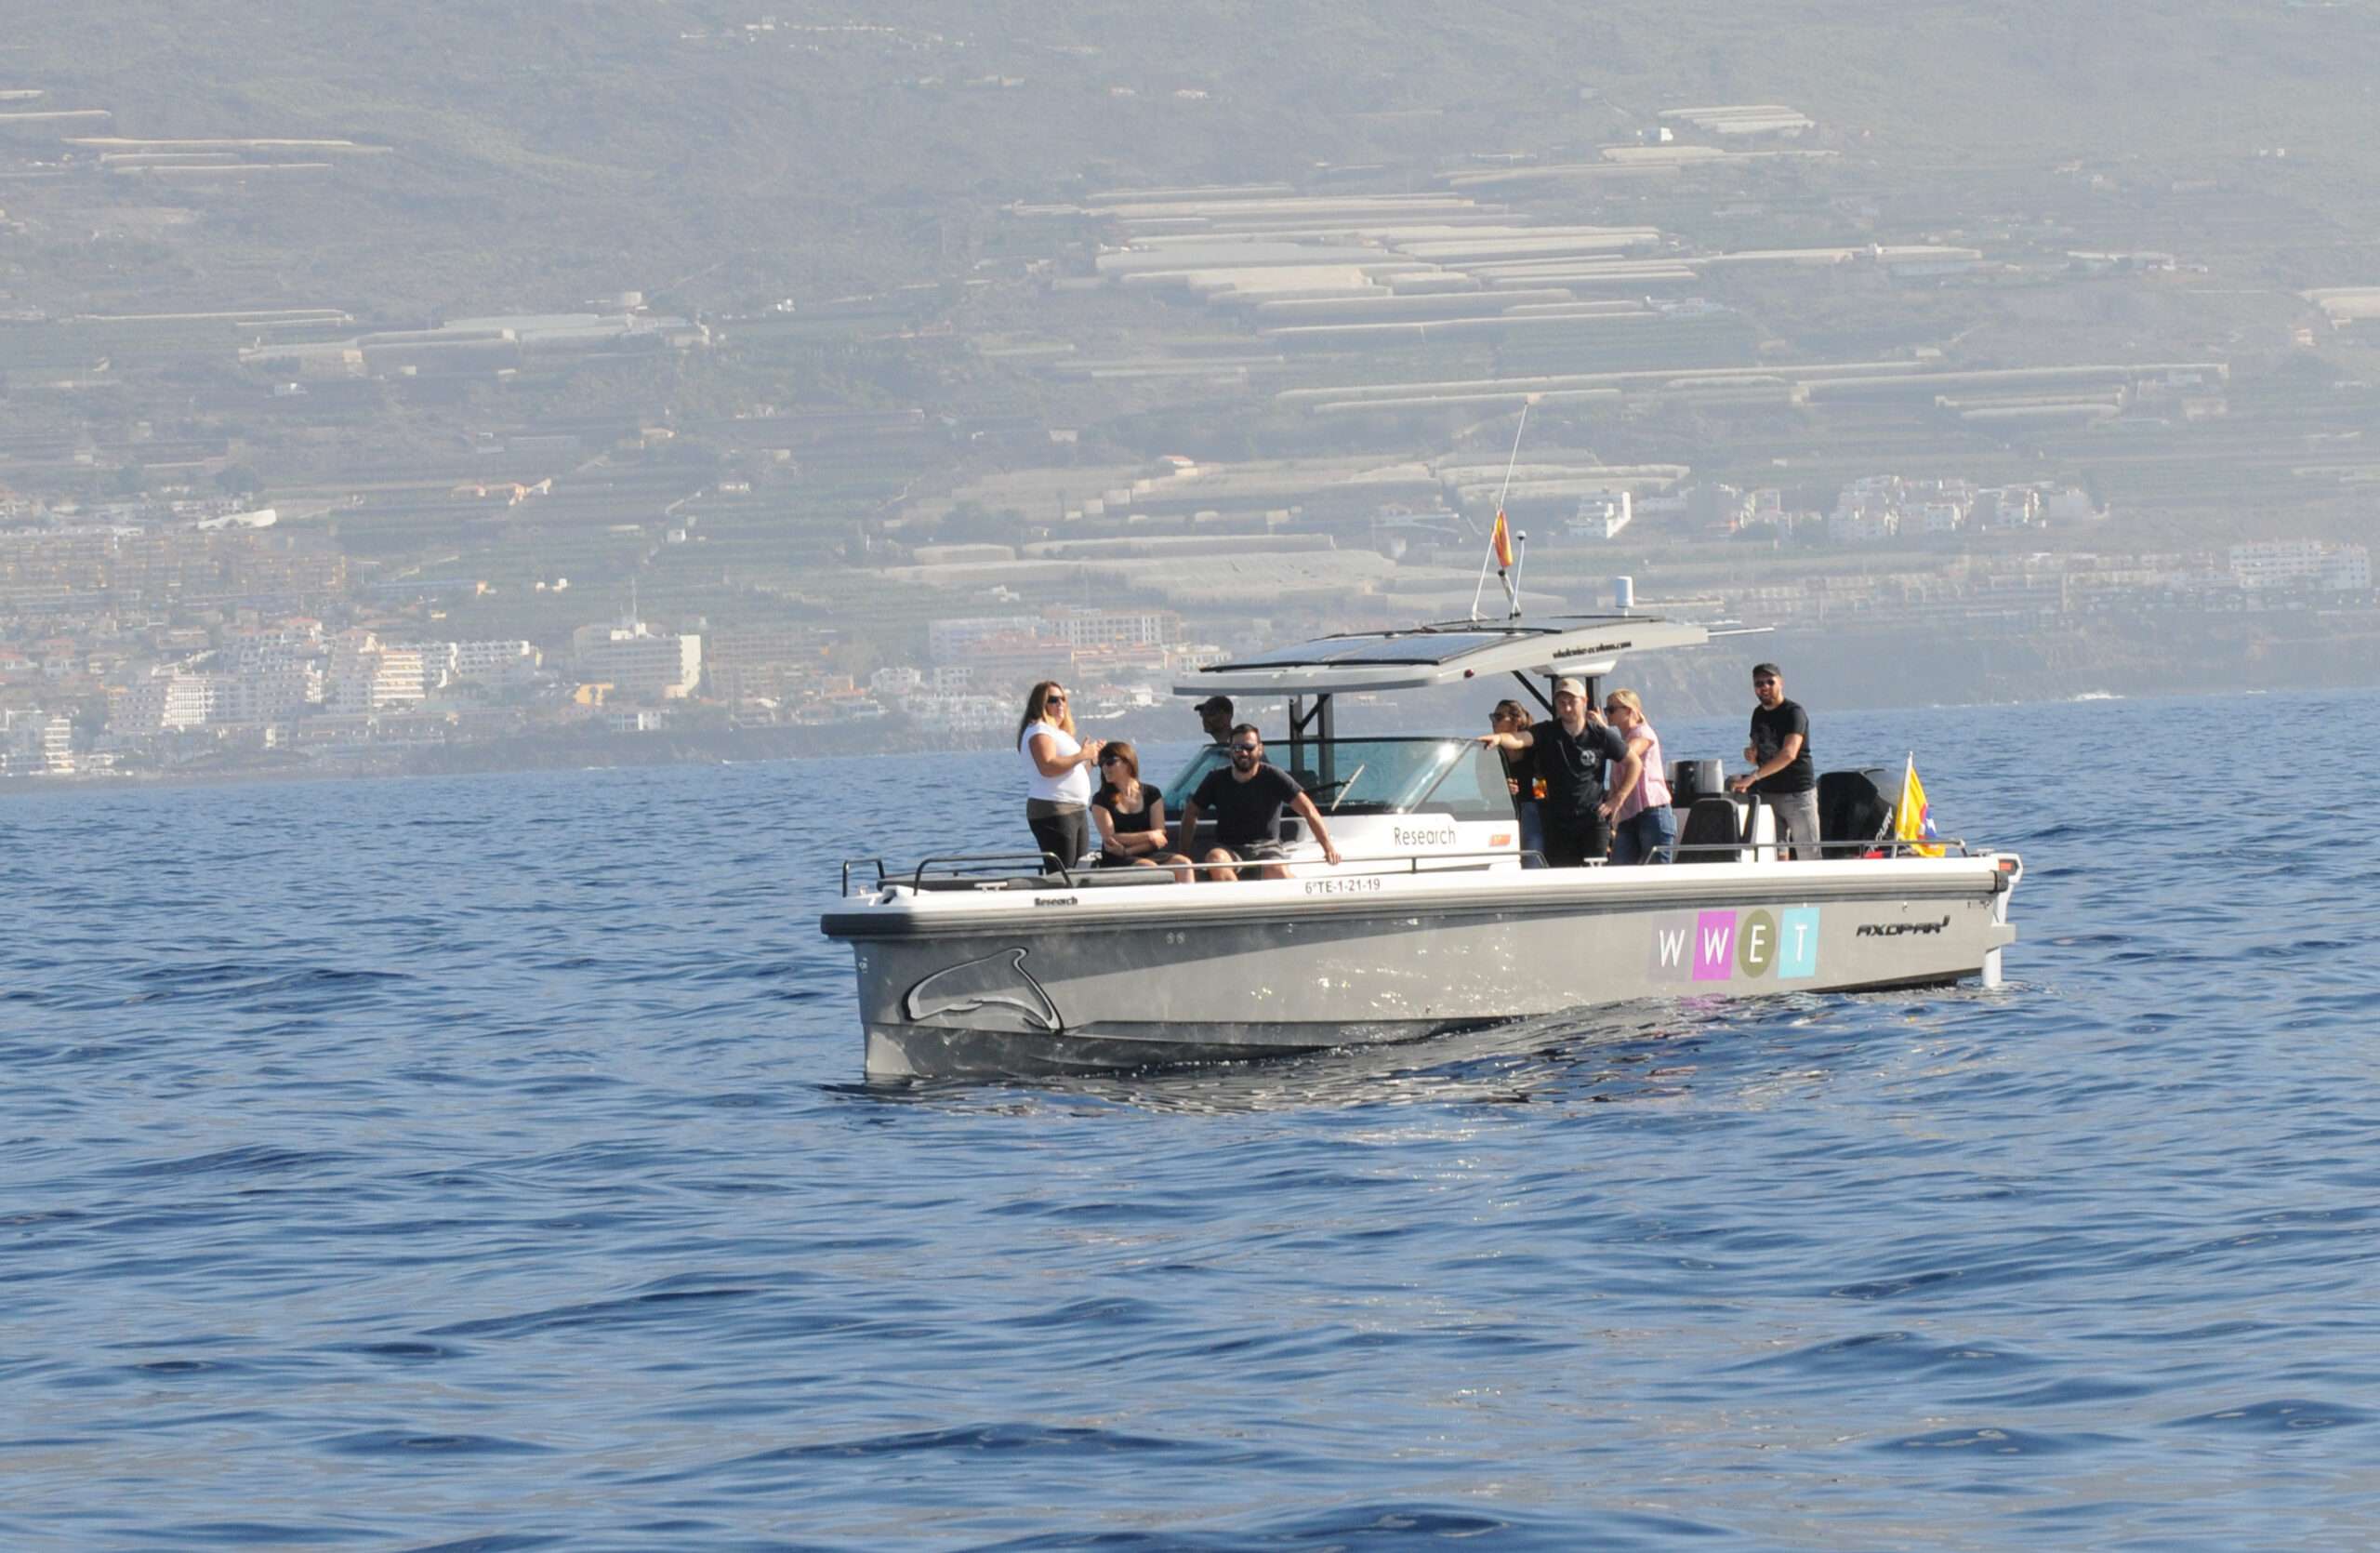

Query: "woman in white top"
(1016, 680), (1102, 870)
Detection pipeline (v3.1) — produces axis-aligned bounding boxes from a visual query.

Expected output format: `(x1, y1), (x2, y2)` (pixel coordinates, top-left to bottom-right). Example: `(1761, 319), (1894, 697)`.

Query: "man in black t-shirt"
(1477, 677), (1628, 866)
(1728, 661), (1820, 860)
(1175, 725), (1344, 882)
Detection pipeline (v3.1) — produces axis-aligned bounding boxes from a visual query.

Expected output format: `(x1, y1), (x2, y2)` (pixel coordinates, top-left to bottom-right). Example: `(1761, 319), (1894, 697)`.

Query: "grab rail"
(840, 837), (1992, 895)
(1672, 835), (1976, 860)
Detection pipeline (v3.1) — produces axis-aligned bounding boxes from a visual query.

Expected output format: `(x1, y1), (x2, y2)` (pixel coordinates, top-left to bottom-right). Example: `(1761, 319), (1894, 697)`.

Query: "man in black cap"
(1477, 677), (1625, 866)
(1195, 695), (1234, 746)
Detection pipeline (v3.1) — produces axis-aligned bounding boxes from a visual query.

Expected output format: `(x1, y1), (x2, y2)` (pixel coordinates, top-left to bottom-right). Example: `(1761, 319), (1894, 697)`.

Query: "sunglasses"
(1098, 752), (1124, 764)
(1230, 743), (1261, 753)
(1752, 679), (1778, 688)
(1045, 693), (1067, 704)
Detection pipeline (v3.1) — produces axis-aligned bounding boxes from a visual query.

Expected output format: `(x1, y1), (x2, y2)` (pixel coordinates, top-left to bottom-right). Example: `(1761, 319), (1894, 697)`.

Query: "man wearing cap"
(1477, 677), (1627, 866)
(1194, 695), (1234, 745)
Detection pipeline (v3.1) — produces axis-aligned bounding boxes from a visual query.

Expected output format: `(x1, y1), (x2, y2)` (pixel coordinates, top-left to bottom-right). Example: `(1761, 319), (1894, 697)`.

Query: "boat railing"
(839, 847), (1535, 895)
(842, 852), (1073, 894)
(841, 838), (2003, 896)
(1671, 835), (1979, 861)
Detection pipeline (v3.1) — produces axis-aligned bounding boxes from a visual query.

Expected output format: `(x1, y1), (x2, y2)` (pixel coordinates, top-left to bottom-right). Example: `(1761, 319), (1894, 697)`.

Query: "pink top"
(1612, 723), (1671, 822)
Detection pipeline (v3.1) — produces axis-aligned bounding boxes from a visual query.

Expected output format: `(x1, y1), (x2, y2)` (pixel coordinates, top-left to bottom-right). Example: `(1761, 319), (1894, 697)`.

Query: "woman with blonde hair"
(1596, 688), (1676, 865)
(1090, 741), (1194, 883)
(1016, 680), (1101, 870)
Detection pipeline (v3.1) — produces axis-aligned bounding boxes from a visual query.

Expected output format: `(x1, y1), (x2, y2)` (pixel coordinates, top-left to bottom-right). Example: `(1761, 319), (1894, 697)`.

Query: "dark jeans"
(1515, 799), (1546, 867)
(1025, 807), (1089, 870)
(1541, 804), (1609, 868)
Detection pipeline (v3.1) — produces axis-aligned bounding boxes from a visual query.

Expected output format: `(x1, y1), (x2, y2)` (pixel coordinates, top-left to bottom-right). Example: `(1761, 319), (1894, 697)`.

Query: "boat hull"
(826, 858), (2019, 1079)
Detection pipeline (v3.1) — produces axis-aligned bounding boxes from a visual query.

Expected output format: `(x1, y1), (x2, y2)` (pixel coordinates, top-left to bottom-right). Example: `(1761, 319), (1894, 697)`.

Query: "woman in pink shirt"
(1597, 689), (1677, 865)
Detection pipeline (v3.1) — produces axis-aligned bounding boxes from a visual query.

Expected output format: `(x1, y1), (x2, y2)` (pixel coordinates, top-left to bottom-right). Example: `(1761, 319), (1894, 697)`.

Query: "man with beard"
(1476, 677), (1628, 866)
(1175, 725), (1344, 882)
(1728, 661), (1818, 860)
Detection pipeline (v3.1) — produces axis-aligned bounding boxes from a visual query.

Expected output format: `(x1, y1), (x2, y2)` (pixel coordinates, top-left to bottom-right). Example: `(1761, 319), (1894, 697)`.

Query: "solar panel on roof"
(1210, 630), (1530, 670)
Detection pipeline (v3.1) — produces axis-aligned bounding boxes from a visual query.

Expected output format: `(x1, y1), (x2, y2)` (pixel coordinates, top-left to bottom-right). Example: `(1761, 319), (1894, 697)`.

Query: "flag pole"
(1901, 750), (1916, 856)
(1465, 406), (1523, 624)
(1469, 543), (1495, 622)
(1495, 404), (1528, 515)
(1474, 404), (1530, 621)
(1507, 531), (1528, 619)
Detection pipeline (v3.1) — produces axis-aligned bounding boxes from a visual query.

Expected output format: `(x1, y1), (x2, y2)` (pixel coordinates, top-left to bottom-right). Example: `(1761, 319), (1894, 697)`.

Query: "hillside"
(12, 1), (2380, 317)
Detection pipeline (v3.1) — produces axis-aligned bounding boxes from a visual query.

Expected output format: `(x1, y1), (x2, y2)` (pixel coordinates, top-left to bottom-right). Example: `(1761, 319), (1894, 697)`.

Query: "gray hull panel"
(839, 869), (2016, 1078)
(864, 1016), (1488, 1080)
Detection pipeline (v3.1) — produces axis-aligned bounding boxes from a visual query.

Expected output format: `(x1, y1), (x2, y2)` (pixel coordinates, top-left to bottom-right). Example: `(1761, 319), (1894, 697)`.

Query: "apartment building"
(572, 618), (702, 700)
(327, 630), (428, 713)
(2228, 540), (2373, 592)
(0, 709), (75, 776)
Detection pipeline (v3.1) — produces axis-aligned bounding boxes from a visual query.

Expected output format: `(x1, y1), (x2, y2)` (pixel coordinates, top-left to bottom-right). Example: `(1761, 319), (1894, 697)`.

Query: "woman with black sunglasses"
(1091, 741), (1193, 883)
(1016, 680), (1102, 871)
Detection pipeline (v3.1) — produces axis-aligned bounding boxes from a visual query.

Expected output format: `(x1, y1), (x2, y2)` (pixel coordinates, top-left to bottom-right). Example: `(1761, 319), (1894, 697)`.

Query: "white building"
(1045, 607), (1179, 651)
(221, 663), (316, 723)
(2043, 486), (2108, 524)
(1567, 490), (1633, 540)
(453, 640), (541, 680)
(928, 616), (1038, 663)
(908, 694), (1013, 736)
(327, 631), (428, 714)
(572, 618), (702, 700)
(122, 668), (225, 732)
(0, 709), (75, 776)
(2228, 540), (2373, 592)
(1981, 488), (2043, 531)
(384, 639), (543, 691)
(392, 642), (462, 690)
(1831, 476), (1901, 543)
(1832, 507), (1898, 544)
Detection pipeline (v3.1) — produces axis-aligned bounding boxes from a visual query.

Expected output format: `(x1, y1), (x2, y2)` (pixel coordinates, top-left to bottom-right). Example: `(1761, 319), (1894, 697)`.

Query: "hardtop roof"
(1173, 615), (1710, 696)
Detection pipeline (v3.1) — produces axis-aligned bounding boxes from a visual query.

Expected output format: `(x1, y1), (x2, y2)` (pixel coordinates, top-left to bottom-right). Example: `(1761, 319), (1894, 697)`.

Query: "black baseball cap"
(1195, 695), (1232, 713)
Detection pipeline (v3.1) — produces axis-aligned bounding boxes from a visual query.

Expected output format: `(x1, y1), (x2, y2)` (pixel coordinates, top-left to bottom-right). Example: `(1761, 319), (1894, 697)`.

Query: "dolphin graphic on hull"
(903, 949), (1064, 1034)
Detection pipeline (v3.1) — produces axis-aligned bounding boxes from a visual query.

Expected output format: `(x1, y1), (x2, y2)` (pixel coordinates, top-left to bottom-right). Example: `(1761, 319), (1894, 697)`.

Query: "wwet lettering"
(1650, 906), (1819, 983)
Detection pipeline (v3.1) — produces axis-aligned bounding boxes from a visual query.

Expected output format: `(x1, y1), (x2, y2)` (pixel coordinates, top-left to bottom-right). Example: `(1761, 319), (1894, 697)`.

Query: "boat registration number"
(1303, 876), (1385, 896)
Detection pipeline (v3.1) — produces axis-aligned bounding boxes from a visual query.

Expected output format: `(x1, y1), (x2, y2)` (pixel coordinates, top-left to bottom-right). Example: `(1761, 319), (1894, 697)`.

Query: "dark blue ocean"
(7, 689), (2378, 1550)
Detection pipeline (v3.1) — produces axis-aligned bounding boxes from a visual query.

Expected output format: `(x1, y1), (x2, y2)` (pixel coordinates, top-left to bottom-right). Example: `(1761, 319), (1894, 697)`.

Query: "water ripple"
(7, 699), (2380, 1547)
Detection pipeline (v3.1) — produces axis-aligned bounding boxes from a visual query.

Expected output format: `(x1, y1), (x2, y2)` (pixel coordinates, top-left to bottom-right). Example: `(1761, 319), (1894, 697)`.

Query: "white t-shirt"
(1020, 720), (1092, 806)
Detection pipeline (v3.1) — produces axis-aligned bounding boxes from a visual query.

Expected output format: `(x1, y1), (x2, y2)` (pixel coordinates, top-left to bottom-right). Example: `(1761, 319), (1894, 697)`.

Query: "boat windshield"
(1167, 737), (1508, 817)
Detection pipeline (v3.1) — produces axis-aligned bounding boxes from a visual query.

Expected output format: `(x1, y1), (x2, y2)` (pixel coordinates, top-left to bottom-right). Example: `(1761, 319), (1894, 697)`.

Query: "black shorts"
(1222, 841), (1289, 864)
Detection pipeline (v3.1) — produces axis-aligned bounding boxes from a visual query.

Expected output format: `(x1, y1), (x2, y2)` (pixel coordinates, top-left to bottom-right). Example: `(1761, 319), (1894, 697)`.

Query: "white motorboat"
(823, 616), (2020, 1079)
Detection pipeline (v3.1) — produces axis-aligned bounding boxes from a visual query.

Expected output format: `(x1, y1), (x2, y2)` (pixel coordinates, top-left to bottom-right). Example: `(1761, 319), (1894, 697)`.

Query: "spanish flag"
(1490, 508), (1514, 568)
(1896, 755), (1945, 857)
